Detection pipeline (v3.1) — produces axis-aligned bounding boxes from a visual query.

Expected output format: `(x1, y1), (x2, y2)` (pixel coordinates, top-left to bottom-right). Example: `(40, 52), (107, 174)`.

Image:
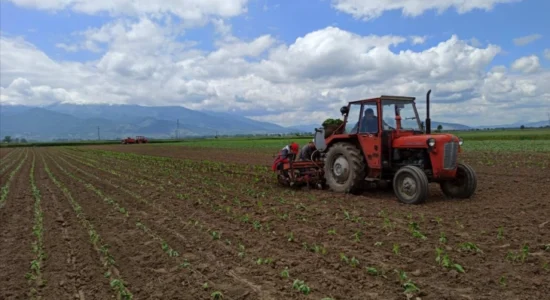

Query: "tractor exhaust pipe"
(425, 89), (431, 134)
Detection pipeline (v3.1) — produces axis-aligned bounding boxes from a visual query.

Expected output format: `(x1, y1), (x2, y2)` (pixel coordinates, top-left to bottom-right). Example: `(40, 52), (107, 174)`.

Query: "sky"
(1, 0), (549, 127)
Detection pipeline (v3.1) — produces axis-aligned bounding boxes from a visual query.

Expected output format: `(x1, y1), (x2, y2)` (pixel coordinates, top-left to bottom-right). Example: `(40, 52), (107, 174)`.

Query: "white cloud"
(513, 34), (543, 46)
(410, 35), (428, 45)
(1, 18), (549, 127)
(6, 0), (250, 25)
(544, 49), (550, 60)
(511, 55), (541, 74)
(331, 0), (522, 21)
(469, 38), (482, 47)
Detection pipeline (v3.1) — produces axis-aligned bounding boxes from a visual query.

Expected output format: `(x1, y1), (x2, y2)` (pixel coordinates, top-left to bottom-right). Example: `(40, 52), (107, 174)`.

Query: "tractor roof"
(349, 95), (416, 104)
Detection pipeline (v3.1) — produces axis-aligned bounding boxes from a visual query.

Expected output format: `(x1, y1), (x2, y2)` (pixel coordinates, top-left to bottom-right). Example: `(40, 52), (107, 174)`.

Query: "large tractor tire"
(392, 165), (429, 204)
(323, 142), (366, 193)
(440, 162), (477, 199)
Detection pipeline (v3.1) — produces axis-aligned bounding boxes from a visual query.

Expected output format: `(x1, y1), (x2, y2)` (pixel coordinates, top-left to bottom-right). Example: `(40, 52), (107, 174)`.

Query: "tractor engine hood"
(392, 133), (462, 149)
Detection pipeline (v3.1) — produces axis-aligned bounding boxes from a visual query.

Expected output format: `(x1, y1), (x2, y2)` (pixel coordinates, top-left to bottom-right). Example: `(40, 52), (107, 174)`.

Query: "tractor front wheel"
(440, 163), (477, 199)
(393, 166), (429, 204)
(324, 142), (366, 193)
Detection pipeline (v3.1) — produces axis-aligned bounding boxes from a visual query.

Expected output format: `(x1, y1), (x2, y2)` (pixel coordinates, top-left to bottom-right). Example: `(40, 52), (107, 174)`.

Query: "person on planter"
(299, 140), (320, 161)
(272, 142), (299, 171)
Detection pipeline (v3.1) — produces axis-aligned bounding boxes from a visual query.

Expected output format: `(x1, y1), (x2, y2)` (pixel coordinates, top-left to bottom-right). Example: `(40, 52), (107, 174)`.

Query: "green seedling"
(393, 243), (400, 255)
(281, 267), (289, 279)
(499, 276), (507, 287)
(439, 232), (447, 244)
(287, 232), (294, 242)
(460, 242), (482, 253)
(350, 257), (360, 267)
(435, 247), (464, 273)
(497, 226), (504, 240)
(366, 267), (379, 276)
(292, 279), (311, 295)
(339, 253), (349, 264)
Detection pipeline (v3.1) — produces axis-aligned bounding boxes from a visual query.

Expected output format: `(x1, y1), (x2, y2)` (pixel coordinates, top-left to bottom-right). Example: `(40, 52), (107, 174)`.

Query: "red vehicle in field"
(121, 136), (148, 144)
(273, 90), (477, 205)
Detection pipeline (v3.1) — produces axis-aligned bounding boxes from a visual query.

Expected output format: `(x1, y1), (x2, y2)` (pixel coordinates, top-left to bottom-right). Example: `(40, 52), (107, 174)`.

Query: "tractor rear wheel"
(440, 162), (477, 199)
(324, 142), (366, 193)
(393, 166), (429, 204)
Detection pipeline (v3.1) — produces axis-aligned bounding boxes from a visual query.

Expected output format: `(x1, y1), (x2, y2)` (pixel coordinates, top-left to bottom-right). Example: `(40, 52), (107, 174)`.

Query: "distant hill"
(0, 103), (547, 141)
(0, 103), (297, 140)
(474, 120), (549, 129)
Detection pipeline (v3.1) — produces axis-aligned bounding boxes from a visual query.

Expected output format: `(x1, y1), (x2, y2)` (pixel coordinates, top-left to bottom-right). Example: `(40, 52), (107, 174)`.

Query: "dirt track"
(1, 145), (549, 299)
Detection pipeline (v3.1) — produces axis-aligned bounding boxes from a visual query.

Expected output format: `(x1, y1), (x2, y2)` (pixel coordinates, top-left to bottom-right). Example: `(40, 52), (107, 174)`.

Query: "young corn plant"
(395, 270), (420, 295)
(280, 267), (290, 279)
(408, 222), (427, 240)
(439, 232), (448, 244)
(460, 242), (483, 253)
(435, 247), (465, 273)
(211, 291), (223, 300)
(497, 226), (505, 240)
(393, 243), (400, 255)
(506, 244), (530, 263)
(292, 279), (311, 295)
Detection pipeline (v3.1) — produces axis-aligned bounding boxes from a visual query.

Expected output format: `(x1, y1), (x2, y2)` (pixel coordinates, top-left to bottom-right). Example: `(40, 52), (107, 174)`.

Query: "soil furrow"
(73, 146), (550, 299)
(36, 151), (114, 300)
(0, 150), (34, 300)
(43, 150), (258, 300)
(46, 149), (280, 300)
(50, 149), (410, 299)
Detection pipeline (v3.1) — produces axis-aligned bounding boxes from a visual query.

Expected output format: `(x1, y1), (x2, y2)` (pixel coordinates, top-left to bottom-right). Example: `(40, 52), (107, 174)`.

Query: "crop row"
(41, 154), (134, 299)
(1, 149), (29, 207)
(52, 147), (550, 298)
(54, 148), (425, 297)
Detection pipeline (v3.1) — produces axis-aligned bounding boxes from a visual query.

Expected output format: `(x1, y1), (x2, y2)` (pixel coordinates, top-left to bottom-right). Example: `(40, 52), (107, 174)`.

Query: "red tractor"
(135, 136), (148, 143)
(121, 136), (148, 144)
(121, 137), (135, 144)
(273, 90), (477, 204)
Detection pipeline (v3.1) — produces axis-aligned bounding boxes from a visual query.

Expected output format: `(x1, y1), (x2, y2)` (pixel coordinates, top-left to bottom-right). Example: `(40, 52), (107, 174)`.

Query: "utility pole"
(97, 126), (100, 140)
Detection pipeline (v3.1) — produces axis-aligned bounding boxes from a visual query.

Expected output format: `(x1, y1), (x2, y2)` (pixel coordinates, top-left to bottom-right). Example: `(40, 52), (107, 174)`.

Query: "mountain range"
(0, 103), (547, 141)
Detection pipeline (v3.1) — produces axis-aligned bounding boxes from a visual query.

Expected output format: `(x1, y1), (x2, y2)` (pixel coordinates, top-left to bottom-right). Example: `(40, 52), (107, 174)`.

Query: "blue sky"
(2, 0), (548, 65)
(1, 0), (549, 126)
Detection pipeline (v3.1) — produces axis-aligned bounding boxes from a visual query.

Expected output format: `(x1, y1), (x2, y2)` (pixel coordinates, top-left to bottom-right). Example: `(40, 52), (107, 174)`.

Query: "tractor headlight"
(427, 138), (436, 147)
(458, 138), (463, 146)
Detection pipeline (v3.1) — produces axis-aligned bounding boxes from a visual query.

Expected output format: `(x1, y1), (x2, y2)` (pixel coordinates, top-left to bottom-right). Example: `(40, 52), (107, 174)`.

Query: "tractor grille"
(443, 142), (458, 170)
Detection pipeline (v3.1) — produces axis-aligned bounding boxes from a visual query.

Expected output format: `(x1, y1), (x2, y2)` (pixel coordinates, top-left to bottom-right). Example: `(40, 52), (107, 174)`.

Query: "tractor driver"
(351, 108), (379, 133)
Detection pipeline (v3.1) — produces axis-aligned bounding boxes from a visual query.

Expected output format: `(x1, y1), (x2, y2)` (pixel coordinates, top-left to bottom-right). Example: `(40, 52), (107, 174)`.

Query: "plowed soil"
(1, 145), (549, 300)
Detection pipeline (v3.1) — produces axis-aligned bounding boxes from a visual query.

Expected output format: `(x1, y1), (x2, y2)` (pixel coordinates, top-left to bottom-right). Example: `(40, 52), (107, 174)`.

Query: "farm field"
(1, 142), (549, 300)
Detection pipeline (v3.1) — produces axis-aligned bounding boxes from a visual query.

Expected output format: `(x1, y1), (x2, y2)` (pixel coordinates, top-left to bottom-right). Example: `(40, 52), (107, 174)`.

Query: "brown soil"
(0, 149), (34, 299)
(1, 145), (549, 299)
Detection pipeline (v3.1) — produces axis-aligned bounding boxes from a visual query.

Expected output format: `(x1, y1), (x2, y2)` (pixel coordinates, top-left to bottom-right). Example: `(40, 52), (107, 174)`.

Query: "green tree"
(3, 136), (11, 143)
(436, 124), (443, 132)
